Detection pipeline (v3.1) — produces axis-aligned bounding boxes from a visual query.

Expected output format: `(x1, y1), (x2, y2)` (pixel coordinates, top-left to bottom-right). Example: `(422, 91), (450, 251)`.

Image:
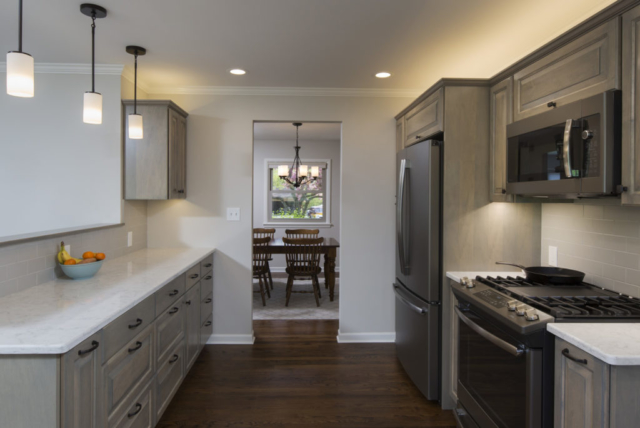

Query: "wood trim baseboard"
(206, 333), (255, 345)
(336, 330), (396, 343)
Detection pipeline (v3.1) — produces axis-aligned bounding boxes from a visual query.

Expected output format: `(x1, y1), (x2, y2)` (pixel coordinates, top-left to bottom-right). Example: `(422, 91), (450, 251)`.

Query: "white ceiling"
(254, 122), (341, 141)
(0, 0), (616, 92)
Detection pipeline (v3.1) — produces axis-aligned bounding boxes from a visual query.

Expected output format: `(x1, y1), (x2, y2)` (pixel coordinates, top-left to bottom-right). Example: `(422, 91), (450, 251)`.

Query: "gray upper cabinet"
(395, 118), (404, 153)
(489, 77), (514, 202)
(404, 88), (444, 146)
(124, 100), (188, 200)
(514, 19), (620, 121)
(622, 4), (640, 205)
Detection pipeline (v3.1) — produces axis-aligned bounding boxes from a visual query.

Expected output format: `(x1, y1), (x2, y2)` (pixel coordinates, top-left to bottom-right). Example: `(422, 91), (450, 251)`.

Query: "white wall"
(146, 94), (412, 343)
(0, 73), (122, 239)
(252, 137), (341, 270)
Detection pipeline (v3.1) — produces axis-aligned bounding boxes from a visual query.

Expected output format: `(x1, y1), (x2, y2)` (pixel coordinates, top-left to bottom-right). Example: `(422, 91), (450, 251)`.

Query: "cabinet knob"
(547, 101), (557, 108)
(415, 135), (421, 139)
(501, 188), (507, 194)
(204, 298), (212, 304)
(190, 274), (199, 280)
(169, 354), (179, 364)
(582, 130), (594, 140)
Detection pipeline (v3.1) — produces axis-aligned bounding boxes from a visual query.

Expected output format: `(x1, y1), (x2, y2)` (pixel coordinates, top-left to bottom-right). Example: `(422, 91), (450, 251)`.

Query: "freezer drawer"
(394, 283), (440, 401)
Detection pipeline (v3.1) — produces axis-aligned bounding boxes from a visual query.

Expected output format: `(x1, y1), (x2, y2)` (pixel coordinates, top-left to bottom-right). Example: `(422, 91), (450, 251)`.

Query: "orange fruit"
(82, 251), (95, 259)
(95, 253), (106, 261)
(64, 259), (77, 265)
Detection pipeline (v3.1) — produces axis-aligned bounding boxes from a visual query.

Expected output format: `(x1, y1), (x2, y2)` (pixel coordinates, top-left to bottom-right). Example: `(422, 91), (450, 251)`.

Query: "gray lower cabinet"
(622, 4), (640, 205)
(513, 18), (620, 121)
(185, 282), (201, 370)
(489, 77), (514, 202)
(124, 100), (188, 200)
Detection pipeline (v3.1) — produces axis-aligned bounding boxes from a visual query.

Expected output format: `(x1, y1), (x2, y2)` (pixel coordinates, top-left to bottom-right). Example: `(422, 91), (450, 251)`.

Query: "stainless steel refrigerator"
(394, 139), (442, 401)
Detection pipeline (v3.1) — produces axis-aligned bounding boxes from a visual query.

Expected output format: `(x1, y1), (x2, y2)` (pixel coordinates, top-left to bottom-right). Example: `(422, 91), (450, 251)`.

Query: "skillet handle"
(496, 262), (527, 270)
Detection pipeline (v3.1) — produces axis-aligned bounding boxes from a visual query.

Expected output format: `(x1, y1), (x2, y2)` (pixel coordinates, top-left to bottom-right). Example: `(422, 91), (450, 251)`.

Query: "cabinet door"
(622, 5), (640, 205)
(185, 282), (201, 370)
(404, 88), (444, 146)
(514, 19), (620, 121)
(554, 338), (609, 428)
(610, 365), (640, 427)
(490, 77), (514, 202)
(168, 109), (187, 199)
(61, 331), (102, 428)
(396, 118), (404, 153)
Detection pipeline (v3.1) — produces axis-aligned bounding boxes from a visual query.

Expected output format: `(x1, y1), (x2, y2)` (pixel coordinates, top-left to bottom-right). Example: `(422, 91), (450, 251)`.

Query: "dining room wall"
(252, 137), (341, 271)
(146, 93), (412, 344)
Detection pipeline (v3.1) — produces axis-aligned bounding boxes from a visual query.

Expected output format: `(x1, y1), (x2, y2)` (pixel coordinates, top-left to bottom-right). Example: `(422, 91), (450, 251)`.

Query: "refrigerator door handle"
(393, 284), (427, 315)
(397, 159), (410, 274)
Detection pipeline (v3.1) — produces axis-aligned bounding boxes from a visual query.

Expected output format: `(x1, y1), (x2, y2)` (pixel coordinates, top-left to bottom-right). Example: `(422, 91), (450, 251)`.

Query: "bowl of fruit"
(57, 241), (106, 280)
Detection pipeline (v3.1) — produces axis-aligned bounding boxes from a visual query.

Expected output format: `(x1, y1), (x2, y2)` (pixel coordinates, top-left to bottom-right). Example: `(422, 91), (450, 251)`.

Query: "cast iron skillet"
(495, 262), (586, 285)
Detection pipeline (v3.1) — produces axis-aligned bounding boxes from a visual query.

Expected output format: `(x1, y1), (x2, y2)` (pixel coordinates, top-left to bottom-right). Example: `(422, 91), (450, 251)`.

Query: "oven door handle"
(563, 119), (573, 178)
(455, 306), (524, 357)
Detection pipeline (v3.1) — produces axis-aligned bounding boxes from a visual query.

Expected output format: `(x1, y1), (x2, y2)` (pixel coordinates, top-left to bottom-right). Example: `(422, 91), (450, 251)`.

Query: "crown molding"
(0, 62), (123, 75)
(145, 85), (421, 98)
(120, 66), (151, 94)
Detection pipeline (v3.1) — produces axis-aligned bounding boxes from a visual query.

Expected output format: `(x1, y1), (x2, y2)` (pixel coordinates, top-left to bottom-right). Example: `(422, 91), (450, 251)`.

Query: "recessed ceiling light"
(375, 72), (391, 78)
(229, 69), (247, 75)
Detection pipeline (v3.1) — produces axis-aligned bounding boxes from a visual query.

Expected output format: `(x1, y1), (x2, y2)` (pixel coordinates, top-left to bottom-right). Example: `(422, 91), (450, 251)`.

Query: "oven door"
(456, 306), (542, 428)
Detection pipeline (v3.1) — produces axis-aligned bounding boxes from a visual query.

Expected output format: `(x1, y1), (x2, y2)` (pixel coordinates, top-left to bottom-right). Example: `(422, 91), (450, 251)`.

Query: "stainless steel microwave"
(506, 90), (621, 198)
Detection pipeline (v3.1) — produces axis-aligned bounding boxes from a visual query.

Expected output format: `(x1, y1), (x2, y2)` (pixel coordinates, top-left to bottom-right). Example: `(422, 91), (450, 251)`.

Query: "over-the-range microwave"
(506, 90), (621, 198)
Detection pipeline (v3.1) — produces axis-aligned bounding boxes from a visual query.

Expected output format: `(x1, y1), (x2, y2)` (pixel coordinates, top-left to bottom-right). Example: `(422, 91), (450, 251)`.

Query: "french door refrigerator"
(394, 139), (442, 401)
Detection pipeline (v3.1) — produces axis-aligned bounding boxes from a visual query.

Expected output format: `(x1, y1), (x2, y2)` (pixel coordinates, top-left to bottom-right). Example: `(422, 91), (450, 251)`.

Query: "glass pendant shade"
(311, 166), (320, 178)
(128, 114), (143, 139)
(299, 165), (308, 176)
(6, 51), (34, 98)
(278, 165), (289, 177)
(83, 91), (103, 124)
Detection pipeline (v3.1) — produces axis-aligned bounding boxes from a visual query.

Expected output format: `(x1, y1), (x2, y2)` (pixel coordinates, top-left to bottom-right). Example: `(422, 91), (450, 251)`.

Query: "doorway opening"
(251, 121), (341, 321)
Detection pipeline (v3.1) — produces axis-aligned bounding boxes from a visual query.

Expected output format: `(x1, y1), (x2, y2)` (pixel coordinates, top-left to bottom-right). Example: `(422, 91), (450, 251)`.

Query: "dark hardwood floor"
(157, 320), (456, 428)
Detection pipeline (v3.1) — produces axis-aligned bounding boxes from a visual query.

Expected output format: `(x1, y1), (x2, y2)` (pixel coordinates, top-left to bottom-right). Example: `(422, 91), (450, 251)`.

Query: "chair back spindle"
(285, 229), (320, 239)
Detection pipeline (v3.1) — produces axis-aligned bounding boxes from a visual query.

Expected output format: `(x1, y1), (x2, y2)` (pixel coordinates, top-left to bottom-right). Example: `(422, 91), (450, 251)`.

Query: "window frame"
(263, 158), (332, 227)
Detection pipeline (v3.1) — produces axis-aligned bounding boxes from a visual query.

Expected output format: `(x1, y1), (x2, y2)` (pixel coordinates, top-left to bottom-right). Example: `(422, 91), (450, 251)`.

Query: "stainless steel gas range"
(451, 275), (640, 428)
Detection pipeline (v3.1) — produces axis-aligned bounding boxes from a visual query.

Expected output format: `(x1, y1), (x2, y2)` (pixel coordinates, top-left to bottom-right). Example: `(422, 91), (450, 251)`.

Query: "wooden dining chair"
(283, 237), (324, 307)
(285, 229), (320, 239)
(253, 228), (275, 290)
(253, 237), (272, 306)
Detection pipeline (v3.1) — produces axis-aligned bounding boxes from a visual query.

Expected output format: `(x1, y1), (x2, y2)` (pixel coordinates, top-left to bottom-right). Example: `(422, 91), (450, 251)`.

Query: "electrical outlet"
(549, 246), (558, 267)
(64, 244), (71, 254)
(227, 208), (240, 221)
(128, 231), (133, 247)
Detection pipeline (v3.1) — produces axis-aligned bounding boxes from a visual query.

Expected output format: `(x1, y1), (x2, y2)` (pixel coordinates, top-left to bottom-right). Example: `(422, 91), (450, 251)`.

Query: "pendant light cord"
(91, 12), (96, 93)
(134, 52), (138, 114)
(18, 0), (23, 52)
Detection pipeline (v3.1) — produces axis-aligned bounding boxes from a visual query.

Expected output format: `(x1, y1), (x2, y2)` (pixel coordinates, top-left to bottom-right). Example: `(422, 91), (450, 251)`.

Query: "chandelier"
(278, 123), (319, 188)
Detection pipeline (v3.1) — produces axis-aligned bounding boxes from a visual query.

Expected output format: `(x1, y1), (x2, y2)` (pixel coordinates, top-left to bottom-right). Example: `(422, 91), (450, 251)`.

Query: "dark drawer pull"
(128, 341), (143, 353)
(562, 348), (587, 365)
(204, 321), (212, 327)
(168, 307), (179, 315)
(127, 403), (142, 418)
(169, 289), (179, 297)
(204, 298), (212, 304)
(190, 274), (199, 279)
(128, 318), (143, 329)
(185, 300), (192, 305)
(169, 354), (179, 364)
(204, 263), (212, 268)
(177, 189), (185, 194)
(547, 101), (557, 108)
(204, 275), (212, 280)
(78, 340), (99, 356)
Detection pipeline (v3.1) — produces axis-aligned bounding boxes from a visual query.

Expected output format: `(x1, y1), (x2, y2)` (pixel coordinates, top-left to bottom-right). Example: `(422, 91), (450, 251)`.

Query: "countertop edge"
(0, 248), (215, 355)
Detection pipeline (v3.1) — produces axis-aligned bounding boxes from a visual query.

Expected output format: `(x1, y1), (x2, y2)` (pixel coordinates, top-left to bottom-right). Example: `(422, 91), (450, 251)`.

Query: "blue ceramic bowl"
(60, 260), (104, 280)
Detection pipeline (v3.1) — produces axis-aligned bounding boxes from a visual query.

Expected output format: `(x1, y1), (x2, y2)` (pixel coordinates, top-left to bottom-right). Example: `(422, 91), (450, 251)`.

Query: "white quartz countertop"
(0, 248), (214, 355)
(446, 271), (524, 283)
(548, 324), (640, 365)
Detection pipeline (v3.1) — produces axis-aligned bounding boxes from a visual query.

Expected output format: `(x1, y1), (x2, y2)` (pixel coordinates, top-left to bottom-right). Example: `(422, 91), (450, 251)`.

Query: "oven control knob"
(516, 305), (527, 316)
(525, 309), (539, 321)
(582, 130), (594, 140)
(461, 277), (475, 288)
(507, 300), (518, 311)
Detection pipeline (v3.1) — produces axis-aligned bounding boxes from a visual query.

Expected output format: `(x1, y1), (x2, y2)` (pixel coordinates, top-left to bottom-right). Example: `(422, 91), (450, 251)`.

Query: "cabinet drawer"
(156, 339), (186, 421)
(201, 272), (213, 302)
(103, 294), (155, 362)
(109, 380), (154, 428)
(404, 88), (443, 146)
(200, 254), (213, 277)
(185, 282), (201, 371)
(155, 274), (185, 315)
(201, 314), (213, 348)
(201, 292), (213, 325)
(514, 19), (620, 121)
(103, 324), (155, 422)
(186, 264), (201, 289)
(156, 296), (186, 365)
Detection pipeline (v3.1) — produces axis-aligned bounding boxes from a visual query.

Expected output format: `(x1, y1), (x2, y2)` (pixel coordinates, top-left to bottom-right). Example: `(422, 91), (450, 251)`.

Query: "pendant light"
(80, 4), (107, 124)
(126, 46), (146, 139)
(6, 0), (34, 97)
(278, 123), (320, 188)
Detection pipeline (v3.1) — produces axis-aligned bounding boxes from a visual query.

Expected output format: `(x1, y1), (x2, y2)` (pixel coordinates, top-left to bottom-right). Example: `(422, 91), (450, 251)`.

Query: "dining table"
(254, 237), (340, 301)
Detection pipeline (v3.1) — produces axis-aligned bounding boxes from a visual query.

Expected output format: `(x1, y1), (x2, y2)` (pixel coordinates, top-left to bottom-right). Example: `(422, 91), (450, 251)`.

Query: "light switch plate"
(549, 246), (558, 267)
(227, 207), (240, 221)
(128, 231), (133, 247)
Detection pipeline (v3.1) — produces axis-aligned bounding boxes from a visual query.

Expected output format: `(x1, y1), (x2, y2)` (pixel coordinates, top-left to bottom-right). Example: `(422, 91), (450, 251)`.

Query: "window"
(266, 160), (331, 225)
